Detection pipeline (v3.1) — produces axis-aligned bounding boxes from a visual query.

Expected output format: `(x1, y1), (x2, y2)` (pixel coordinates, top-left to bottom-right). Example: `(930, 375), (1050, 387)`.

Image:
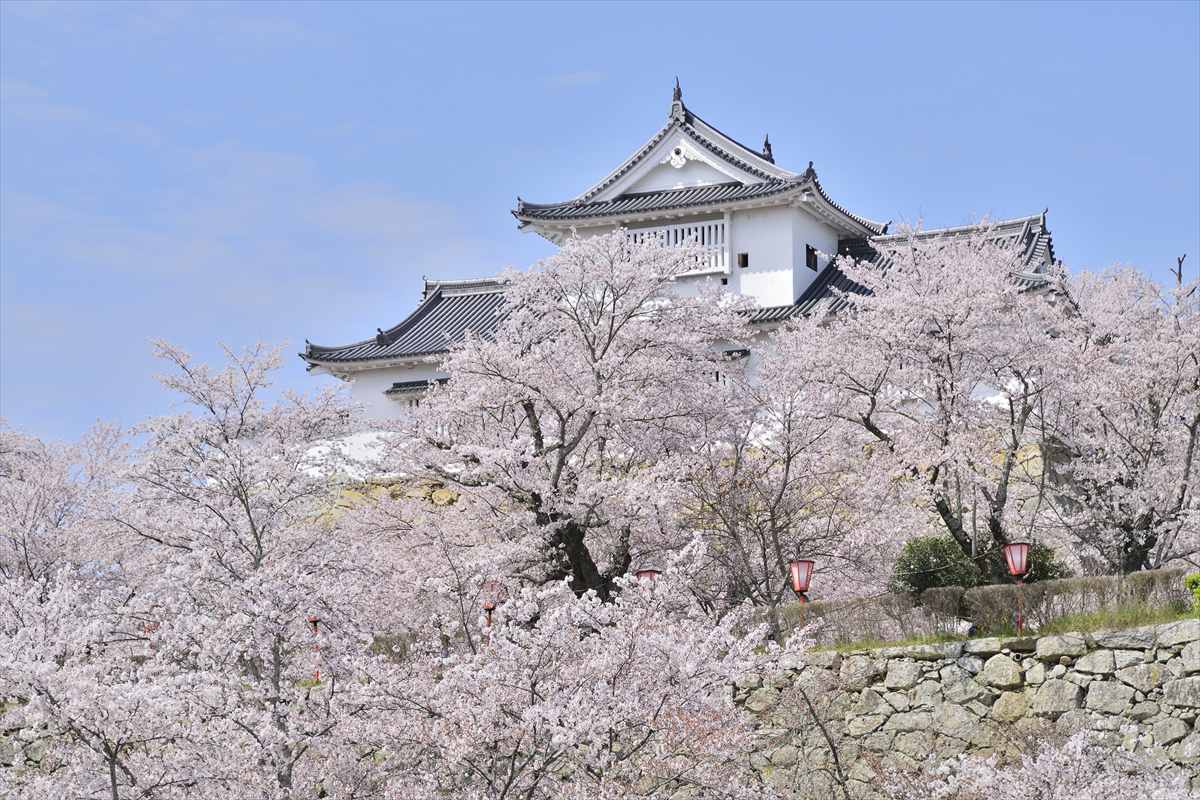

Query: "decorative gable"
(512, 80), (885, 237)
(598, 133), (764, 200)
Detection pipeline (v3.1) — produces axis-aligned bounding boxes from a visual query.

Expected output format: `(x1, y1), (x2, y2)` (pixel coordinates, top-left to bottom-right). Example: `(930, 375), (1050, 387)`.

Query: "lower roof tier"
(301, 213), (1055, 370)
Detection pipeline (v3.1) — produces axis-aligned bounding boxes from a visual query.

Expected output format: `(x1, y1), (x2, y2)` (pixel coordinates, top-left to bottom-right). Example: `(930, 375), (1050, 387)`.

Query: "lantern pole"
(307, 615), (321, 681)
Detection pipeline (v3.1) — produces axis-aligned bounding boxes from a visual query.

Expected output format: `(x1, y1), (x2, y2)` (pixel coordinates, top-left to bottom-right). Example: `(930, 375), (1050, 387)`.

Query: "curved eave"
(516, 173), (883, 238)
(303, 289), (444, 364)
(302, 281), (506, 368)
(301, 349), (448, 374)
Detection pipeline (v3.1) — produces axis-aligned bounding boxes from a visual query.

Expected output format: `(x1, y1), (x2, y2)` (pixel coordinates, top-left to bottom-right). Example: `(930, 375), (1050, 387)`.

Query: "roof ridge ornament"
(669, 76), (688, 122)
(762, 134), (774, 164)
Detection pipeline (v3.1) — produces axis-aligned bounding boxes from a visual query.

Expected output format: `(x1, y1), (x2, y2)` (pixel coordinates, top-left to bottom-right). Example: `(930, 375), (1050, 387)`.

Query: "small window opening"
(805, 244), (819, 271)
(737, 252), (750, 269)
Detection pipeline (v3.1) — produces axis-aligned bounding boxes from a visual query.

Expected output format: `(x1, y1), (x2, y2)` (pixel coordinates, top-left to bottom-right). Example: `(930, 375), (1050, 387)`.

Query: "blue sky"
(2, 0), (1197, 441)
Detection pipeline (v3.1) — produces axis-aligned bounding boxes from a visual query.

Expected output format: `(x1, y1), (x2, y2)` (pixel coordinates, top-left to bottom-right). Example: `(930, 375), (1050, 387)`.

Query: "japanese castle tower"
(303, 81), (1056, 418)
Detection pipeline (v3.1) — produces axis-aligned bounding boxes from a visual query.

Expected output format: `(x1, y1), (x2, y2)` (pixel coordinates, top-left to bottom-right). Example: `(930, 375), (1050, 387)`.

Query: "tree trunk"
(555, 521), (613, 601)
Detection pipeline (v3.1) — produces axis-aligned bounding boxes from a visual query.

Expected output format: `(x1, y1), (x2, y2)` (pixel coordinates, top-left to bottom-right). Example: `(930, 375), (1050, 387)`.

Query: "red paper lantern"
(635, 568), (661, 582)
(788, 559), (815, 595)
(1003, 542), (1031, 578)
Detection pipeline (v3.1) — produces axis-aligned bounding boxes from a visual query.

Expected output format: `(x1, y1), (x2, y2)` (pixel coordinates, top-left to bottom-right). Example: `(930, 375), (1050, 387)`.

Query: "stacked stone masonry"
(738, 619), (1200, 798)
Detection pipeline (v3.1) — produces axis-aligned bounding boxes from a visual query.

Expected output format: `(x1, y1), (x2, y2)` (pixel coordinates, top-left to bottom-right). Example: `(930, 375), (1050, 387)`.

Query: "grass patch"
(809, 602), (1195, 653)
(1034, 602), (1195, 636)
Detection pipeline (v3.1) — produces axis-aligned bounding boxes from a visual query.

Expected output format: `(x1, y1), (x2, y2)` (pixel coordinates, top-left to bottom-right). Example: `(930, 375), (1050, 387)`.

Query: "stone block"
(847, 714), (886, 736)
(944, 677), (986, 704)
(1164, 677), (1200, 709)
(1075, 649), (1116, 675)
(1113, 649), (1144, 670)
(963, 638), (1004, 656)
(769, 744), (799, 766)
(803, 651), (843, 671)
(1168, 733), (1200, 765)
(1115, 662), (1167, 693)
(1031, 679), (1082, 718)
(1182, 641), (1200, 674)
(1093, 626), (1157, 649)
(745, 687), (780, 713)
(1036, 635), (1087, 660)
(979, 653), (1023, 689)
(888, 642), (963, 661)
(990, 691), (1029, 723)
(956, 655), (984, 675)
(884, 660), (922, 690)
(913, 680), (943, 708)
(1154, 717), (1191, 747)
(841, 655), (884, 691)
(883, 711), (932, 732)
(852, 688), (887, 716)
(932, 702), (977, 742)
(1158, 619), (1200, 647)
(1084, 681), (1134, 715)
(998, 636), (1037, 653)
(894, 730), (934, 760)
(1130, 700), (1160, 721)
(882, 691), (910, 712)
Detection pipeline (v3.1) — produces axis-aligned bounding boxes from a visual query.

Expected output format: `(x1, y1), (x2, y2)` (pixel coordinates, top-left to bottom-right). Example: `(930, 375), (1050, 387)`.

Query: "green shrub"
(891, 537), (1071, 595)
(981, 541), (1072, 585)
(1186, 572), (1200, 612)
(890, 536), (984, 594)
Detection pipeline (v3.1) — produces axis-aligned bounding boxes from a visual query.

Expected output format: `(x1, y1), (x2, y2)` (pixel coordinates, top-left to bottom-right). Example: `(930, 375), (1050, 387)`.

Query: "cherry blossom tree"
(0, 572), (211, 800)
(394, 231), (751, 601)
(0, 421), (125, 594)
(1039, 259), (1200, 571)
(4, 336), (787, 800)
(2, 343), (408, 799)
(369, 546), (784, 800)
(885, 730), (1189, 799)
(681, 331), (901, 632)
(782, 230), (1072, 580)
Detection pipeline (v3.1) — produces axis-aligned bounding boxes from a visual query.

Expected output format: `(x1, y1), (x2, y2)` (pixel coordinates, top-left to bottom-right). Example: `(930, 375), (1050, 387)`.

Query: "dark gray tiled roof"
(516, 180), (798, 221)
(384, 378), (448, 395)
(790, 213), (1057, 319)
(513, 100), (884, 236)
(562, 105), (782, 208)
(304, 284), (505, 365)
(303, 215), (1055, 366)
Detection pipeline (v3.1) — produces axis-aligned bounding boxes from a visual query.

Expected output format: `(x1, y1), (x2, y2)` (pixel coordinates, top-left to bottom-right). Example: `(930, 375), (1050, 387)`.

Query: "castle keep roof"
(513, 82), (884, 237)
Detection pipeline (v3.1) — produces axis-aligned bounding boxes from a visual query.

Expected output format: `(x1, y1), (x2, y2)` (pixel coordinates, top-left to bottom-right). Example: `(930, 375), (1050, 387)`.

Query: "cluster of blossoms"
(1, 230), (1194, 798)
(886, 731), (1186, 799)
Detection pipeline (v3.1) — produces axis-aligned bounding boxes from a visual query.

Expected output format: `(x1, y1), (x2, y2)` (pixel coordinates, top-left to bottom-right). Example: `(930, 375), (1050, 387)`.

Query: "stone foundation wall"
(739, 618), (1200, 798)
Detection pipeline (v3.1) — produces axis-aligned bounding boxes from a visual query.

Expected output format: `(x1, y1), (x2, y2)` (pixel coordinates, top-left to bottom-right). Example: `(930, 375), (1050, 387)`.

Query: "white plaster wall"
(792, 208), (840, 300)
(625, 160), (734, 194)
(669, 272), (729, 298)
(729, 206), (797, 308)
(347, 363), (447, 421)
